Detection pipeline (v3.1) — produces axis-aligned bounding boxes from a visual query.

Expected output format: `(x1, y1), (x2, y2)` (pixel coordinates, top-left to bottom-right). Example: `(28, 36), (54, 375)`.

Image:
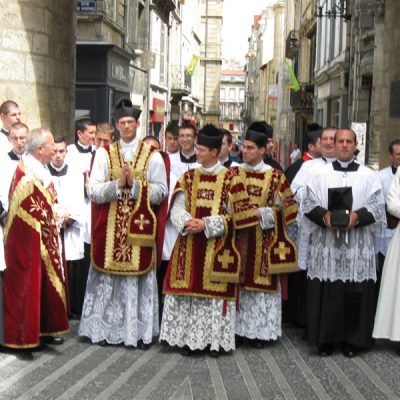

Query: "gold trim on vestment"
(41, 243), (68, 310)
(127, 180), (157, 247)
(4, 173), (35, 240)
(101, 140), (155, 274)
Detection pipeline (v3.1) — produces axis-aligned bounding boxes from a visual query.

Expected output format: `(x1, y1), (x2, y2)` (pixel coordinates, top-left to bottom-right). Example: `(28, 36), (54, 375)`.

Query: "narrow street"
(0, 321), (399, 400)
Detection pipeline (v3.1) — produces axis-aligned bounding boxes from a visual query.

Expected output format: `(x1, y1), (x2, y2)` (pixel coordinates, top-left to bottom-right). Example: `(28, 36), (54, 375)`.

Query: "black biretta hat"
(305, 123), (322, 144)
(248, 121), (273, 140)
(113, 99), (142, 121)
(244, 129), (267, 147)
(197, 124), (223, 149)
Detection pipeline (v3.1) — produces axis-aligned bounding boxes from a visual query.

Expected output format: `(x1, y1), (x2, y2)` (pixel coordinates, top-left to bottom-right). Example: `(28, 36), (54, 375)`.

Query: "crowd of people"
(0, 98), (399, 360)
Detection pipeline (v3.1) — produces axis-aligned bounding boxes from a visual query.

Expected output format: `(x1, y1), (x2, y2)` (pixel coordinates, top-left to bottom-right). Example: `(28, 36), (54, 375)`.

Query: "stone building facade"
(219, 68), (245, 138)
(199, 0), (223, 125)
(349, 0), (400, 168)
(0, 1), (75, 138)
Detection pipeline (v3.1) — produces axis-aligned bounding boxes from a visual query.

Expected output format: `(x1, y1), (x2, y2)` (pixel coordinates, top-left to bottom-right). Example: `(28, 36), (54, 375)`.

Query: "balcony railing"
(290, 85), (314, 113)
(285, 30), (300, 59)
(170, 65), (191, 100)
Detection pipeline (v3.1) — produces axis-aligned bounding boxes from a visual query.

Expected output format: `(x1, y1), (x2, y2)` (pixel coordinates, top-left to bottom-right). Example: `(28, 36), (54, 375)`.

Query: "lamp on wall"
(315, 0), (351, 20)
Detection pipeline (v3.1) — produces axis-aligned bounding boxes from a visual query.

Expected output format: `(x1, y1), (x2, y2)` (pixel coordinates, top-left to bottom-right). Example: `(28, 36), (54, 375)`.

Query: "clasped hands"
(118, 163), (135, 189)
(184, 218), (205, 234)
(324, 210), (359, 230)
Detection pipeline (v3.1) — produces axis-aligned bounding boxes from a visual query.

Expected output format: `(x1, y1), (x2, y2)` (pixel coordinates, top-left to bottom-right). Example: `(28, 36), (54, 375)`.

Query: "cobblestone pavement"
(0, 321), (399, 400)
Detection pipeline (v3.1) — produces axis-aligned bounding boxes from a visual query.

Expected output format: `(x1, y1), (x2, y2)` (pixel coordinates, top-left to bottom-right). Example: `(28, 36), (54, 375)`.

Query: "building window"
(330, 98), (340, 127)
(220, 88), (225, 100)
(229, 88), (235, 100)
(239, 89), (244, 101)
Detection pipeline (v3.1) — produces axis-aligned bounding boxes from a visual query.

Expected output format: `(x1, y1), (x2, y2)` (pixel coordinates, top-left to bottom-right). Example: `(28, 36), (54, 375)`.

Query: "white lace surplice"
(160, 162), (236, 351)
(78, 138), (167, 346)
(78, 266), (159, 345)
(236, 282), (282, 341)
(160, 295), (236, 352)
(301, 163), (386, 283)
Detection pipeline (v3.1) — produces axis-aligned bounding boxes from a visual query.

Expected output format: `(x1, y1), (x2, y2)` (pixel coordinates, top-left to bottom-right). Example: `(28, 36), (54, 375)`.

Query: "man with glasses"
(3, 128), (69, 350)
(0, 122), (29, 213)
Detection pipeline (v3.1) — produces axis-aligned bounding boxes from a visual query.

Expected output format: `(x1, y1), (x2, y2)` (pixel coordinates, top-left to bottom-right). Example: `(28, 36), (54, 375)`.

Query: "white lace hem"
(159, 295), (236, 352)
(78, 266), (159, 346)
(236, 286), (282, 341)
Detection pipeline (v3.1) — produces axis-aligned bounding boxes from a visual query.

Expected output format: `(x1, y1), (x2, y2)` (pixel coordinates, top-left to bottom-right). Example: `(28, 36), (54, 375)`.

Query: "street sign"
(77, 1), (97, 12)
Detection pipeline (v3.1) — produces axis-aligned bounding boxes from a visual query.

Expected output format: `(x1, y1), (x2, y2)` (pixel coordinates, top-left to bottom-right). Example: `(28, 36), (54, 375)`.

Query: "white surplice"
(301, 161), (386, 283)
(160, 162), (237, 352)
(235, 161), (283, 341)
(373, 167), (400, 341)
(78, 138), (167, 346)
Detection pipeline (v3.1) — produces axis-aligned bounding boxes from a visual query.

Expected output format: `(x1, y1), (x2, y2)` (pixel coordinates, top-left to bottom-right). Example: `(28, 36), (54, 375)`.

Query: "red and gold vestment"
(238, 167), (298, 292)
(163, 167), (259, 300)
(3, 162), (69, 348)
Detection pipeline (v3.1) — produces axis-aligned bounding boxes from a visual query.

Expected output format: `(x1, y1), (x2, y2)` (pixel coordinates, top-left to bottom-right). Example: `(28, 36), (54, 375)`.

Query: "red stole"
(163, 167), (259, 300)
(3, 162), (69, 348)
(239, 167), (298, 292)
(91, 140), (164, 275)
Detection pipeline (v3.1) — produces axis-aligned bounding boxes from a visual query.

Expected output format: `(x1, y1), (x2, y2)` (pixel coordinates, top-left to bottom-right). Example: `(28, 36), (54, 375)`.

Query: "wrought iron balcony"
(290, 85), (314, 113)
(170, 65), (191, 101)
(285, 30), (300, 59)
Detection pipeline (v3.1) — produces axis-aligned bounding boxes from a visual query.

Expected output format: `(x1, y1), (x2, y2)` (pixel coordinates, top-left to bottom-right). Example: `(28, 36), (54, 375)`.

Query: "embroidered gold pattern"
(274, 241), (291, 261)
(101, 141), (155, 274)
(134, 213), (151, 230)
(218, 249), (234, 269)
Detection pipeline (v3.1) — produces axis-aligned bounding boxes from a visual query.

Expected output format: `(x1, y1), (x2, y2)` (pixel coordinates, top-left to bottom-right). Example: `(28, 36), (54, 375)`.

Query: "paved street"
(0, 321), (399, 400)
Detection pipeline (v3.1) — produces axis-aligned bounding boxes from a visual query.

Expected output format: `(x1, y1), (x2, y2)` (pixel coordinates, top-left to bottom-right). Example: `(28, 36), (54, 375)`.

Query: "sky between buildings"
(222, 0), (276, 63)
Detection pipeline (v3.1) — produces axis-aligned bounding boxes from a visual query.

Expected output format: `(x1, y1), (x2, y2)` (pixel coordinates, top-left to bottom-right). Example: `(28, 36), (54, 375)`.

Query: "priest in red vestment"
(3, 128), (69, 349)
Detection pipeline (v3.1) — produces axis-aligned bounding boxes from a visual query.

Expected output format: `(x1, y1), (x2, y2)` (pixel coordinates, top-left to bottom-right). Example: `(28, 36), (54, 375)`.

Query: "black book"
(328, 187), (353, 228)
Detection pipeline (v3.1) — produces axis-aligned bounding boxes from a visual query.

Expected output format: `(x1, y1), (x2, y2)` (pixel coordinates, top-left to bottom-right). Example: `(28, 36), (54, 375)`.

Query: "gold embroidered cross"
(134, 213), (150, 231)
(218, 250), (235, 270)
(274, 241), (290, 261)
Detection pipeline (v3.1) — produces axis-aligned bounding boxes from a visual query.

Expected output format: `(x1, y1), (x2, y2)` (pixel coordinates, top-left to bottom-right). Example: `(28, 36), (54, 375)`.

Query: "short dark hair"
(389, 139), (400, 154)
(0, 100), (19, 115)
(165, 123), (179, 137)
(179, 123), (197, 136)
(319, 127), (337, 138)
(144, 135), (160, 145)
(306, 123), (323, 146)
(9, 122), (28, 133)
(54, 135), (66, 144)
(248, 121), (273, 139)
(221, 129), (233, 145)
(334, 129), (357, 144)
(75, 118), (96, 135)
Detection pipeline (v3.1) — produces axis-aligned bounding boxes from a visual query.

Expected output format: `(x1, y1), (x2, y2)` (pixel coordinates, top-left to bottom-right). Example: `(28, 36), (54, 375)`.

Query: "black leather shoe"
(137, 340), (150, 350)
(42, 336), (64, 345)
(317, 343), (333, 357)
(342, 343), (357, 358)
(251, 339), (265, 349)
(97, 340), (108, 346)
(209, 350), (220, 358)
(181, 346), (197, 356)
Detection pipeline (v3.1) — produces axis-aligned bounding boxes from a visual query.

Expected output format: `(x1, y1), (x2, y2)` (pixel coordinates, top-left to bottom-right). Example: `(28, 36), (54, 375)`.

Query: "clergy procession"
(1, 98), (400, 363)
